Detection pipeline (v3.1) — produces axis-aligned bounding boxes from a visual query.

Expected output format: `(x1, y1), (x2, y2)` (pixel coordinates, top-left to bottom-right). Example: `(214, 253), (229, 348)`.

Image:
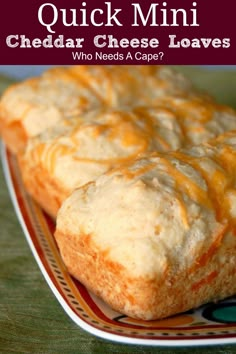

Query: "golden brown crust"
(54, 229), (236, 320)
(0, 119), (27, 155)
(18, 157), (68, 218)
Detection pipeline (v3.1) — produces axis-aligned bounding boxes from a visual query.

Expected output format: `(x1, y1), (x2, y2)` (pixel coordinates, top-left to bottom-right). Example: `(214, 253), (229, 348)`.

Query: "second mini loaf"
(19, 95), (236, 217)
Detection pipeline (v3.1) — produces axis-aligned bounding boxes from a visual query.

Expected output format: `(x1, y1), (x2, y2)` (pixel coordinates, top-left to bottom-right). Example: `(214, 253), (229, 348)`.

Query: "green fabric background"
(0, 67), (236, 353)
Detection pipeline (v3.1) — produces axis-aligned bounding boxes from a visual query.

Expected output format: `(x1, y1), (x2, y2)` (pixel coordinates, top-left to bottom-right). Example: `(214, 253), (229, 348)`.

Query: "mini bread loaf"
(55, 131), (236, 320)
(18, 105), (185, 217)
(0, 65), (194, 154)
(1, 65), (236, 320)
(18, 97), (236, 217)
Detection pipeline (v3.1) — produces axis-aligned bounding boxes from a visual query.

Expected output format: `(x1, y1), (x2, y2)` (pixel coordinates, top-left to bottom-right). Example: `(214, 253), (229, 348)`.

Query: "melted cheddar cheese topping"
(57, 130), (236, 278)
(0, 65), (194, 139)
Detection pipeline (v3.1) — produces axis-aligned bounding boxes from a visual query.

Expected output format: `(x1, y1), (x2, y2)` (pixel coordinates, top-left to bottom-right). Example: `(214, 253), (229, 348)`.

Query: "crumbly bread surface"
(0, 65), (194, 154)
(55, 131), (236, 319)
(19, 96), (236, 217)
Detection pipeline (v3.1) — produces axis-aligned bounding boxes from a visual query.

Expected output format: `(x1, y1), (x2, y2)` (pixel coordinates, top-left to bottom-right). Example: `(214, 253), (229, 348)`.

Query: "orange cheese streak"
(108, 158), (159, 181)
(68, 67), (107, 105)
(34, 109), (170, 173)
(191, 270), (218, 291)
(157, 155), (212, 209)
(28, 143), (45, 165)
(29, 142), (76, 174)
(174, 98), (215, 123)
(31, 115), (152, 173)
(148, 148), (236, 274)
(93, 112), (150, 149)
(170, 146), (236, 224)
(164, 146), (236, 272)
(218, 145), (236, 172)
(173, 190), (189, 229)
(163, 94), (230, 123)
(193, 223), (228, 272)
(135, 107), (177, 150)
(46, 143), (76, 173)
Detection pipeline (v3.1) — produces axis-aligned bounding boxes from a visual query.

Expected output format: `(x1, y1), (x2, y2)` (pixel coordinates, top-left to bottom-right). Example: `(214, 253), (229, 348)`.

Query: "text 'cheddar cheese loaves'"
(55, 131), (236, 320)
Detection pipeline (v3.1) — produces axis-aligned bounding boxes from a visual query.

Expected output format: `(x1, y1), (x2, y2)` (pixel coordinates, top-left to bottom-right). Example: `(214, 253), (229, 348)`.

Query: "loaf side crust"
(54, 229), (236, 320)
(19, 159), (67, 218)
(0, 117), (27, 154)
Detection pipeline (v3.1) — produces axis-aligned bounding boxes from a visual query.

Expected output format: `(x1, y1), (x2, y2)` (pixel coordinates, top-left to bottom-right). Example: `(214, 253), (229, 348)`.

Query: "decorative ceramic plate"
(2, 142), (236, 347)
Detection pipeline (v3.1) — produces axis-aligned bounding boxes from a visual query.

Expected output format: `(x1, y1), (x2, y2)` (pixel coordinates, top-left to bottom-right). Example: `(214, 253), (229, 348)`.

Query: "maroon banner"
(0, 0), (235, 64)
